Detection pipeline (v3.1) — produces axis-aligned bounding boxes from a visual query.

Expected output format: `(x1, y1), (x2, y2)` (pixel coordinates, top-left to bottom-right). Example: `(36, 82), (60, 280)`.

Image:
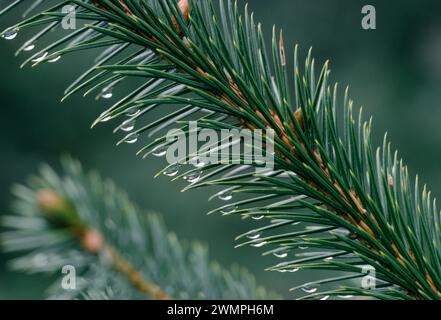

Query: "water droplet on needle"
(301, 284), (318, 294)
(218, 191), (233, 201)
(164, 164), (181, 177)
(152, 145), (167, 157)
(124, 133), (139, 144)
(185, 170), (202, 183)
(48, 56), (61, 63)
(2, 27), (18, 40)
(23, 43), (35, 51)
(273, 251), (288, 258)
(101, 87), (113, 99)
(121, 120), (135, 132)
(246, 231), (261, 240)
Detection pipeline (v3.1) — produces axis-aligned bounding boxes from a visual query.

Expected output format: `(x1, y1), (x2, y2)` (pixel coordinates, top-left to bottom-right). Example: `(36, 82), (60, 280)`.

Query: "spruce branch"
(35, 189), (171, 299)
(1, 0), (440, 299)
(1, 156), (277, 300)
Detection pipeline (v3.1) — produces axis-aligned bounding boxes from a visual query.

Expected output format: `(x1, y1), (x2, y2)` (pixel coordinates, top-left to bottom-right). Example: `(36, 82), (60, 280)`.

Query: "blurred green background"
(0, 0), (440, 299)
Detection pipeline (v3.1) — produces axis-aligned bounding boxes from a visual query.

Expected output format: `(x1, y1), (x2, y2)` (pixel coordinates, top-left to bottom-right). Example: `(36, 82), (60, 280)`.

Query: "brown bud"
(294, 108), (303, 130)
(178, 0), (189, 20)
(36, 190), (68, 214)
(279, 30), (286, 66)
(172, 0), (190, 36)
(80, 228), (104, 254)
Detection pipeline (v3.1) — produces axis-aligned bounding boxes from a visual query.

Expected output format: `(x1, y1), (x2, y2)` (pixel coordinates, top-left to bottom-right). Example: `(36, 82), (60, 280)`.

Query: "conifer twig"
(1, 0), (440, 300)
(1, 157), (277, 300)
(37, 189), (171, 300)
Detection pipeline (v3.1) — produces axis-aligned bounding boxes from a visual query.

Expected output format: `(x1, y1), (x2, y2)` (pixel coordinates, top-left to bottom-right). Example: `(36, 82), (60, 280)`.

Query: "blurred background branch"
(1, 156), (277, 300)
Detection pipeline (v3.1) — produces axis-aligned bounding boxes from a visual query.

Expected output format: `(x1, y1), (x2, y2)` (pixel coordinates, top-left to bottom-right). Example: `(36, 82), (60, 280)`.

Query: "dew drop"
(218, 191), (233, 201)
(320, 295), (330, 301)
(185, 170), (202, 184)
(251, 241), (267, 248)
(152, 145), (167, 157)
(246, 231), (261, 240)
(100, 115), (112, 123)
(101, 87), (113, 99)
(251, 214), (264, 221)
(121, 120), (135, 132)
(126, 107), (140, 117)
(298, 245), (309, 250)
(324, 256), (333, 261)
(124, 133), (139, 144)
(23, 43), (35, 51)
(163, 164), (181, 177)
(194, 161), (206, 168)
(287, 268), (300, 273)
(273, 251), (288, 259)
(190, 156), (206, 168)
(301, 284), (319, 294)
(48, 55), (61, 63)
(2, 27), (18, 40)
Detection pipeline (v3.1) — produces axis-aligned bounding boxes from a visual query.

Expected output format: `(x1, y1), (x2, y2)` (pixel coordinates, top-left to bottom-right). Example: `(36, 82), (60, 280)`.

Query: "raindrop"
(2, 27), (18, 40)
(246, 231), (261, 240)
(301, 284), (319, 294)
(48, 55), (61, 63)
(100, 115), (112, 123)
(324, 256), (333, 261)
(194, 161), (206, 168)
(152, 145), (167, 157)
(121, 120), (135, 132)
(287, 268), (300, 273)
(124, 133), (139, 144)
(251, 214), (264, 221)
(23, 43), (35, 51)
(218, 191), (233, 201)
(101, 87), (113, 99)
(126, 107), (140, 117)
(273, 251), (288, 259)
(190, 156), (206, 168)
(185, 170), (202, 184)
(163, 164), (181, 177)
(251, 241), (267, 248)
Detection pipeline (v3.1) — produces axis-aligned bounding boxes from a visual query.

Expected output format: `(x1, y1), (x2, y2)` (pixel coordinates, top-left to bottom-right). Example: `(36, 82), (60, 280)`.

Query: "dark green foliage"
(1, 0), (440, 299)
